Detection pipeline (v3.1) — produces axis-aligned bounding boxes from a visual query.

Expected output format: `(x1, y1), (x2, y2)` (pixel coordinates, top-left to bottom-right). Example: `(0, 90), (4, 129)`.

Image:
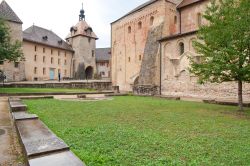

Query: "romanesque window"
(92, 50), (95, 57)
(51, 49), (53, 55)
(65, 52), (67, 57)
(34, 55), (37, 61)
(58, 51), (60, 56)
(35, 46), (37, 52)
(138, 21), (142, 29)
(128, 57), (131, 62)
(179, 42), (185, 56)
(43, 56), (46, 63)
(64, 59), (67, 65)
(174, 16), (177, 24)
(43, 68), (46, 75)
(34, 67), (37, 74)
(58, 59), (61, 65)
(128, 26), (131, 33)
(139, 55), (142, 61)
(150, 16), (154, 26)
(197, 13), (202, 27)
(43, 48), (45, 53)
(51, 57), (54, 64)
(14, 62), (19, 68)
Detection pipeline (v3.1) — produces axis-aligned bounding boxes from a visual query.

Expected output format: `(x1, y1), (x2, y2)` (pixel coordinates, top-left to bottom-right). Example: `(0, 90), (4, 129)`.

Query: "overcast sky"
(3, 0), (148, 48)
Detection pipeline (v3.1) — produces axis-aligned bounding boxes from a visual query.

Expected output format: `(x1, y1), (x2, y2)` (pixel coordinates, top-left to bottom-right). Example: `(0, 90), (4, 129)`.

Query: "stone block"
(16, 119), (69, 157)
(29, 151), (85, 166)
(12, 112), (38, 121)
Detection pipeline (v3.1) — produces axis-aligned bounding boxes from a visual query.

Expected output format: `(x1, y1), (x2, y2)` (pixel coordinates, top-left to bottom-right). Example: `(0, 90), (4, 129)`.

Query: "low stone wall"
(133, 85), (160, 96)
(162, 80), (250, 101)
(1, 81), (112, 91)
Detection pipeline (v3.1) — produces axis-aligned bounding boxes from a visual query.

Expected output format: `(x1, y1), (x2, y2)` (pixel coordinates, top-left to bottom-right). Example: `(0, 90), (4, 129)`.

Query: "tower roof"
(66, 20), (98, 40)
(0, 0), (22, 23)
(23, 25), (73, 52)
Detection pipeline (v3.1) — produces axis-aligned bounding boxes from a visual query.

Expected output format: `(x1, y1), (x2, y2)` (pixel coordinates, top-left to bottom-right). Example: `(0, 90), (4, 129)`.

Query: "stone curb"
(8, 98), (85, 166)
(1, 91), (114, 97)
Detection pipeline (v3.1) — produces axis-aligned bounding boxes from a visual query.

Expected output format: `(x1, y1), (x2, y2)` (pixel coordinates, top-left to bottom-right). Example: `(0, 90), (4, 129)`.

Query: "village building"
(95, 48), (111, 79)
(0, 1), (108, 81)
(23, 25), (74, 81)
(0, 0), (25, 81)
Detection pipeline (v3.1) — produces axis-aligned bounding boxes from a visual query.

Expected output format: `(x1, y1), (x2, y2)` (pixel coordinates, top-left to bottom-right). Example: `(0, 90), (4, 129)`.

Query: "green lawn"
(24, 96), (250, 166)
(0, 87), (95, 93)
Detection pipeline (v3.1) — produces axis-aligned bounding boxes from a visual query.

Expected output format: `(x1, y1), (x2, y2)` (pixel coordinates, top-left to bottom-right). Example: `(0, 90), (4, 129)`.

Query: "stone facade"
(96, 48), (111, 79)
(111, 0), (180, 91)
(111, 0), (250, 100)
(66, 19), (98, 80)
(159, 0), (250, 100)
(23, 40), (73, 81)
(0, 12), (25, 82)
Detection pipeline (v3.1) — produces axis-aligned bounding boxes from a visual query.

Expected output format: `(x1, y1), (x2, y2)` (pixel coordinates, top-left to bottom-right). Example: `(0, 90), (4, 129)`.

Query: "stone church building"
(0, 0), (100, 81)
(111, 0), (250, 99)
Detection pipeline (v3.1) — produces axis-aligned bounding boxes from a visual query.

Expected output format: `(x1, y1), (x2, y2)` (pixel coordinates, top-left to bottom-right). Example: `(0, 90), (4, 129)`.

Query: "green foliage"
(25, 96), (250, 165)
(0, 19), (23, 62)
(190, 0), (250, 83)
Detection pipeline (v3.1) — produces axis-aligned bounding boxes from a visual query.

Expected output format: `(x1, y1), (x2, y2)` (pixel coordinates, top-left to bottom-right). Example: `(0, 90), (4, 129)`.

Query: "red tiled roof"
(177, 0), (205, 9)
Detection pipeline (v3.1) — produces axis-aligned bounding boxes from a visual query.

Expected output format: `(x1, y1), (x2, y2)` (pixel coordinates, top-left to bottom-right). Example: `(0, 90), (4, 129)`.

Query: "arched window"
(150, 16), (154, 26)
(34, 55), (37, 61)
(138, 21), (142, 29)
(197, 13), (202, 27)
(179, 42), (185, 56)
(174, 16), (177, 24)
(128, 26), (131, 33)
(51, 57), (54, 64)
(128, 57), (131, 62)
(139, 55), (142, 61)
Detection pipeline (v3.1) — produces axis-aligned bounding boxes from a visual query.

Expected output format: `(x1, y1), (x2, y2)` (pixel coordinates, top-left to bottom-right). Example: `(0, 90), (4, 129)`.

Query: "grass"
(24, 96), (250, 166)
(0, 87), (95, 94)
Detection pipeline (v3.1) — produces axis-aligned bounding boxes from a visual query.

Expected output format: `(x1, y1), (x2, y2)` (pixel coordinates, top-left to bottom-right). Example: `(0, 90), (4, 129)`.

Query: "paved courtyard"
(0, 97), (25, 166)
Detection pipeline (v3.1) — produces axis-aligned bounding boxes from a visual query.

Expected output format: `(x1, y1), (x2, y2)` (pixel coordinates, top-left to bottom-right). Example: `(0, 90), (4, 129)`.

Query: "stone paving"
(0, 97), (25, 166)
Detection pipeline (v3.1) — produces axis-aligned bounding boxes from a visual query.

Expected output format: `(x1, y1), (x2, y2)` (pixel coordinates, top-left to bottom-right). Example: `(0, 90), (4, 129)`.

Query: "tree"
(0, 19), (23, 62)
(189, 0), (250, 111)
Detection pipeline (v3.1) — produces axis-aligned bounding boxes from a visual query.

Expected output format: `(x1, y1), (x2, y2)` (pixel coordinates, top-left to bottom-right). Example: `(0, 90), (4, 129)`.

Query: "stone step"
(9, 101), (27, 112)
(16, 119), (69, 157)
(29, 151), (85, 166)
(12, 111), (38, 121)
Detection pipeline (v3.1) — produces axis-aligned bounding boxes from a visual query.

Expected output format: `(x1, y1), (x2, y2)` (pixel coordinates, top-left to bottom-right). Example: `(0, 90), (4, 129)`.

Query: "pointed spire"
(79, 2), (85, 21)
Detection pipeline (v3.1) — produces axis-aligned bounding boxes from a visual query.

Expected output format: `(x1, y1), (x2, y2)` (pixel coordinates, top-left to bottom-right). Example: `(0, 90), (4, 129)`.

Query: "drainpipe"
(159, 42), (162, 96)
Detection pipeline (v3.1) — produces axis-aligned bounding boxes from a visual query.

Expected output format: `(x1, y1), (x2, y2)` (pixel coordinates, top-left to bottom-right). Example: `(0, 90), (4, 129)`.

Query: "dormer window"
(42, 36), (48, 41)
(85, 27), (93, 35)
(58, 40), (63, 45)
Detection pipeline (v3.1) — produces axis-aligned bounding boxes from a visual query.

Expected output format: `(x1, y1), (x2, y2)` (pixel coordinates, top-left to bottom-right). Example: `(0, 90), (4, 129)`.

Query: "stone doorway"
(85, 66), (93, 79)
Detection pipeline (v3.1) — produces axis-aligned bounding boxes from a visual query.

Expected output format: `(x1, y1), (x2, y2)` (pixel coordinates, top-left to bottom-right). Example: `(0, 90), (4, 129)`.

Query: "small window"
(51, 57), (54, 64)
(35, 46), (37, 52)
(128, 57), (131, 62)
(197, 13), (202, 27)
(174, 16), (177, 24)
(58, 59), (61, 65)
(65, 51), (67, 57)
(43, 48), (45, 53)
(51, 49), (53, 55)
(150, 16), (154, 26)
(34, 67), (37, 74)
(43, 68), (46, 75)
(64, 59), (67, 65)
(14, 62), (19, 68)
(128, 26), (131, 33)
(43, 56), (46, 63)
(179, 42), (185, 55)
(138, 21), (142, 29)
(92, 50), (95, 57)
(139, 55), (142, 61)
(34, 55), (37, 61)
(88, 38), (91, 43)
(58, 51), (60, 56)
